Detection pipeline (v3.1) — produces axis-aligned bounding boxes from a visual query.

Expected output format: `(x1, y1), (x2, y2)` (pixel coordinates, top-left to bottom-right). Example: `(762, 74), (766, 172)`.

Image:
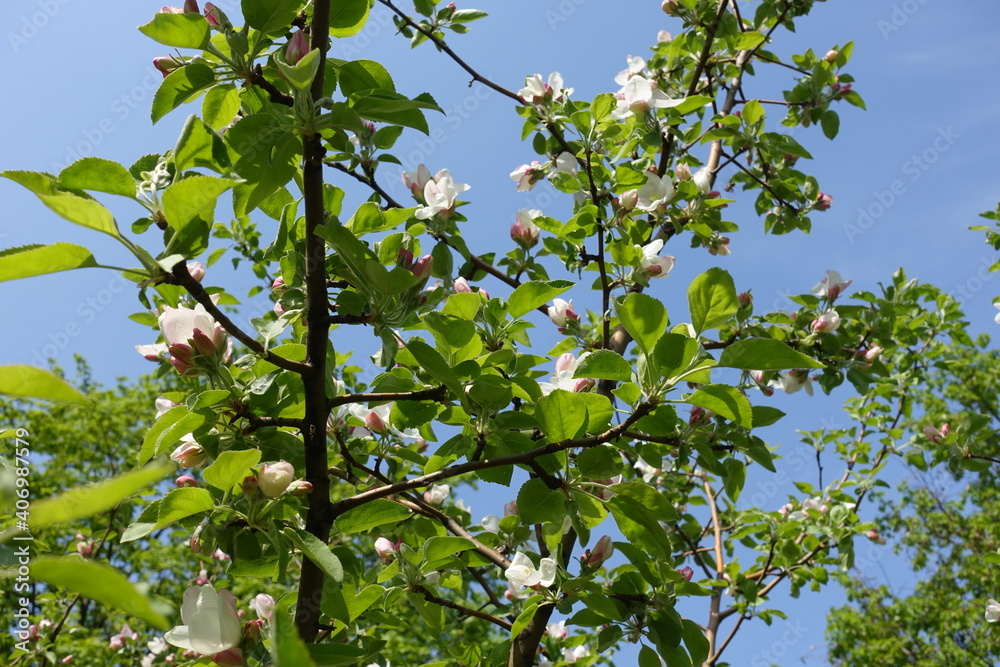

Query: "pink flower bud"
(170, 437), (208, 468)
(547, 298), (578, 328)
(76, 541), (93, 558)
(816, 192), (833, 210)
(61, 656), (73, 664)
(183, 0), (199, 13)
(678, 566), (694, 581)
(617, 188), (639, 212)
(504, 501), (518, 516)
(511, 209), (542, 247)
(824, 49), (838, 63)
(862, 345), (884, 362)
(271, 277), (287, 294)
(365, 409), (388, 434)
(249, 593), (275, 620)
(374, 537), (401, 561)
(738, 292), (752, 309)
(258, 462), (295, 498)
(454, 277), (473, 294)
(175, 475), (199, 488)
(186, 261), (205, 282)
(203, 3), (225, 28)
(153, 56), (186, 78)
(811, 309), (841, 334)
(286, 30), (309, 65)
(210, 648), (243, 666)
(410, 255), (434, 281)
(160, 6), (184, 13)
(662, 0), (679, 15)
(195, 568), (209, 585)
(212, 548), (230, 561)
(585, 535), (614, 567)
(241, 475), (258, 497)
(243, 619), (264, 643)
(191, 535), (203, 554)
(397, 248), (415, 269)
(287, 480), (313, 496)
(573, 377), (595, 393)
(109, 636), (123, 651)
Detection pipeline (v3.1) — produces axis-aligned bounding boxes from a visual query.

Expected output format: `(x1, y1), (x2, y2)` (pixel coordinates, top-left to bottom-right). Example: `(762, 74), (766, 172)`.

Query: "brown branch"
(167, 262), (309, 374)
(246, 64), (294, 106)
(294, 0), (335, 643)
(328, 385), (448, 410)
(377, 0), (520, 102)
(413, 584), (513, 631)
(325, 161), (406, 209)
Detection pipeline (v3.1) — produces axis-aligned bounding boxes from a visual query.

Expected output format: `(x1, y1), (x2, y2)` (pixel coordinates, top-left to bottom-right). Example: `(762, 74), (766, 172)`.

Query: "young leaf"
(336, 498), (412, 533)
(0, 243), (98, 282)
(151, 64), (216, 124)
(58, 158), (135, 197)
(574, 349), (633, 383)
(202, 449), (262, 491)
(535, 389), (588, 442)
(686, 385), (753, 429)
(283, 528), (344, 584)
(507, 280), (574, 318)
(0, 366), (88, 404)
(717, 338), (825, 370)
(138, 12), (210, 49)
(688, 268), (738, 334)
(37, 194), (120, 238)
(615, 293), (668, 354)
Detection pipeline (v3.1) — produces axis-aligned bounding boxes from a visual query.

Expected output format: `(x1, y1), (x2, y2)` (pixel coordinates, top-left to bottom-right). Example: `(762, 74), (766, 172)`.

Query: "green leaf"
(152, 63), (216, 124)
(36, 193), (120, 238)
(139, 406), (207, 465)
(202, 83), (241, 130)
(0, 366), (88, 404)
(741, 100), (764, 126)
(423, 536), (476, 563)
(608, 496), (672, 559)
(350, 91), (439, 134)
(574, 350), (633, 383)
(682, 618), (711, 664)
(403, 340), (462, 394)
(686, 385), (752, 429)
(507, 280), (574, 318)
(651, 333), (702, 382)
(272, 608), (317, 667)
(639, 645), (663, 667)
(336, 498), (412, 534)
(517, 478), (568, 525)
(138, 12), (210, 49)
(58, 158), (135, 197)
(162, 175), (237, 231)
(345, 202), (417, 235)
(536, 390), (588, 442)
(284, 528), (344, 584)
(174, 114), (233, 174)
(750, 405), (785, 428)
(615, 293), (668, 354)
(202, 450), (261, 491)
(0, 243), (98, 282)
(330, 0), (371, 37)
(611, 482), (679, 522)
(243, 0), (306, 34)
(154, 487), (214, 530)
(821, 109), (840, 139)
(335, 59), (395, 97)
(30, 557), (169, 629)
(717, 338), (825, 370)
(29, 459), (173, 528)
(688, 268), (738, 334)
(734, 31), (767, 50)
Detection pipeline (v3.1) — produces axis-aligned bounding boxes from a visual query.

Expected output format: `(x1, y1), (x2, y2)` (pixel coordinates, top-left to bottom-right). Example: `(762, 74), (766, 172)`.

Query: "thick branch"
(328, 385), (448, 410)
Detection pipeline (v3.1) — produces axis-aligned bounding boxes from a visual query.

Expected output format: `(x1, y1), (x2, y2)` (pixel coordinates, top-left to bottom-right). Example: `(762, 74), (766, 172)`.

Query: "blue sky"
(2, 0), (999, 663)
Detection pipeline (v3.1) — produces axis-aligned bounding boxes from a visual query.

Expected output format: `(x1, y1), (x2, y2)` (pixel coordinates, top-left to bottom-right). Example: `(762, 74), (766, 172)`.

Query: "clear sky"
(2, 0), (999, 664)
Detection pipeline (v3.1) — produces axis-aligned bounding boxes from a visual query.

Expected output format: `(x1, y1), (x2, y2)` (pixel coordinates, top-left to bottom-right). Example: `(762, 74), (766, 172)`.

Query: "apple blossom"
(410, 254), (434, 281)
(258, 461), (295, 498)
(165, 585), (242, 656)
(692, 167), (714, 194)
(862, 345), (884, 362)
(816, 191), (834, 210)
(402, 163), (432, 198)
(504, 551), (557, 593)
(155, 396), (179, 418)
(424, 484), (450, 506)
(811, 270), (852, 300)
(788, 497), (828, 521)
(611, 75), (682, 119)
(136, 343), (168, 361)
(287, 480), (313, 495)
(504, 500), (519, 516)
(109, 625), (138, 650)
(374, 537), (402, 561)
(636, 172), (674, 212)
(286, 30), (309, 65)
(539, 353), (593, 395)
(481, 515), (501, 533)
(657, 30), (673, 42)
(547, 620), (568, 640)
(866, 529), (886, 544)
(510, 161), (545, 191)
(158, 303), (231, 375)
(212, 548), (230, 561)
(703, 234), (731, 256)
(171, 435), (208, 468)
(751, 370), (775, 397)
(678, 566), (695, 581)
(195, 568), (210, 585)
(76, 539), (92, 558)
(675, 163), (691, 180)
(248, 594), (275, 621)
(619, 188), (639, 211)
(986, 599), (1000, 623)
(511, 209), (542, 247)
(562, 645), (590, 663)
(554, 151), (578, 174)
(270, 276), (287, 294)
(614, 55), (647, 86)
(636, 239), (675, 279)
(993, 301), (1000, 323)
(548, 298), (578, 328)
(518, 72), (571, 105)
(414, 169), (469, 220)
(453, 277), (473, 294)
(772, 369), (814, 395)
(811, 309), (841, 334)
